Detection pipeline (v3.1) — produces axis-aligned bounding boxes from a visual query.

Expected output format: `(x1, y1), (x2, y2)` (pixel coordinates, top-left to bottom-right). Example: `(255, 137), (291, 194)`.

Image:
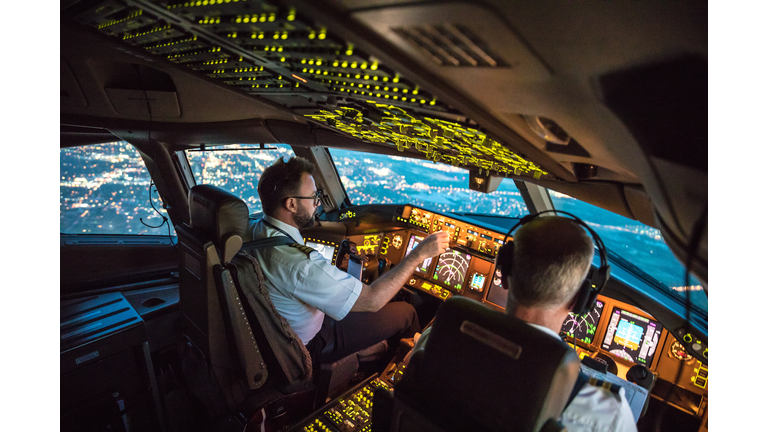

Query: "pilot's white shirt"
(413, 324), (637, 432)
(249, 215), (362, 345)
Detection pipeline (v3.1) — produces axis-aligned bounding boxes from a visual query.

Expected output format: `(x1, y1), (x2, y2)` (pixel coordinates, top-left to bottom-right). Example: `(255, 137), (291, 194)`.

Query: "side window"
(60, 142), (174, 235)
(184, 144), (296, 214)
(548, 190), (707, 315)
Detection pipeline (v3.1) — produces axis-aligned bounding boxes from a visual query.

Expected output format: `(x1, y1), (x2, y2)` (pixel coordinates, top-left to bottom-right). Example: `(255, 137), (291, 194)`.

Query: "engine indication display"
(560, 300), (605, 345)
(432, 249), (472, 291)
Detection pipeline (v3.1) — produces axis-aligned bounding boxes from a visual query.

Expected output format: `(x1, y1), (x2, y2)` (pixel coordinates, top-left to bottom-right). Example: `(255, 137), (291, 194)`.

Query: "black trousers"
(305, 301), (420, 368)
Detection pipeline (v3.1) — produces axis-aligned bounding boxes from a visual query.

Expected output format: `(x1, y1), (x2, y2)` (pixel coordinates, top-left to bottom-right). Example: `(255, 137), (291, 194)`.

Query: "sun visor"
(264, 119), (314, 147)
(533, 179), (634, 221)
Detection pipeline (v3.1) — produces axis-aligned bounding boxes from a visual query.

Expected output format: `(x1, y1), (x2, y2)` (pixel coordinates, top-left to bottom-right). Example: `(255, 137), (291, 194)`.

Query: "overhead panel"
(62, 0), (547, 179)
(304, 103), (544, 178)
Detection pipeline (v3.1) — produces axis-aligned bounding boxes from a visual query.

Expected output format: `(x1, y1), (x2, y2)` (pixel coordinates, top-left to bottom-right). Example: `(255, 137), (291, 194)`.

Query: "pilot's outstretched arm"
(351, 231), (449, 312)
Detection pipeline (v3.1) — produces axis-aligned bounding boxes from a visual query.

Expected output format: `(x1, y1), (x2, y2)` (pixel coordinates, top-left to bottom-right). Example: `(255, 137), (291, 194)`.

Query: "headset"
(495, 210), (611, 316)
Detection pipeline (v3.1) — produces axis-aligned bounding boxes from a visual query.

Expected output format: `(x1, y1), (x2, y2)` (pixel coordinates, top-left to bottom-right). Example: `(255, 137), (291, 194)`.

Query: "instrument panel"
(400, 206), (508, 257)
(313, 204), (707, 408)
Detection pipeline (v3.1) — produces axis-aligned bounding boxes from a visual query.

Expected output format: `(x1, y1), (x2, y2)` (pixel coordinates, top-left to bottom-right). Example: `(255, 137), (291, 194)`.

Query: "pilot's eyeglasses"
(285, 190), (322, 206)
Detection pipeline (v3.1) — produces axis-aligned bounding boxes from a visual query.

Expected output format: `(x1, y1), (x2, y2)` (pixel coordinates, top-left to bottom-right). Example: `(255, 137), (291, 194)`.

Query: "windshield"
(184, 144), (295, 214)
(329, 148), (528, 216)
(548, 190), (707, 315)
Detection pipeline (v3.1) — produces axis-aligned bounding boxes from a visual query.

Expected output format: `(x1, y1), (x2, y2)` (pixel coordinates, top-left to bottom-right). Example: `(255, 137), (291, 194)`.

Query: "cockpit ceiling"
(62, 0), (548, 179)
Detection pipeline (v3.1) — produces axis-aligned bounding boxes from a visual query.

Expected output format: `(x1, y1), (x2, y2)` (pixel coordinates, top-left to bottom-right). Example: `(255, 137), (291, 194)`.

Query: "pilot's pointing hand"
(416, 231), (450, 258)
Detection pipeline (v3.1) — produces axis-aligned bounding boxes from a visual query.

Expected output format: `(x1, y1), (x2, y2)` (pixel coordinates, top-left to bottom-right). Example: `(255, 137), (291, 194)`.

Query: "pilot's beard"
(294, 205), (315, 229)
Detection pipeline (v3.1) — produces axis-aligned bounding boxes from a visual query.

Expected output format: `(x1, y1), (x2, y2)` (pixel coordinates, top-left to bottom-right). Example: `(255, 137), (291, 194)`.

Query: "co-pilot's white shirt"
(249, 215), (362, 344)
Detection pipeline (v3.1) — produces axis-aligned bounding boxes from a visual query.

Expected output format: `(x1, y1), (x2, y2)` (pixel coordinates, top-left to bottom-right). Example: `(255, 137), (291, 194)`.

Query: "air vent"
(523, 115), (590, 158)
(393, 24), (503, 67)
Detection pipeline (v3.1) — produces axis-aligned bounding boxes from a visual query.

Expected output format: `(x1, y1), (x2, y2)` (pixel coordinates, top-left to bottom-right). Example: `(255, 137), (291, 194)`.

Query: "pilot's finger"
(435, 231), (450, 248)
(421, 232), (449, 255)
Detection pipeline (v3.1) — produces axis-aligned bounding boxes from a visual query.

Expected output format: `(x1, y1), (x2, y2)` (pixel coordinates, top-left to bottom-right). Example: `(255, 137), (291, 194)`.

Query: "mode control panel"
(402, 206), (508, 257)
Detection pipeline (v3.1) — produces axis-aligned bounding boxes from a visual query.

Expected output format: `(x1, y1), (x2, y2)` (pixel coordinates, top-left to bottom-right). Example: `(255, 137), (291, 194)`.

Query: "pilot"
(250, 156), (450, 369)
(411, 216), (637, 432)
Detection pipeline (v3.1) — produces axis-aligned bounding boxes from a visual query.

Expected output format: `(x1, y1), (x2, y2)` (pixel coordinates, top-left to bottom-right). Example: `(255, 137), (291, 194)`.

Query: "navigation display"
(432, 249), (472, 291)
(601, 307), (663, 366)
(306, 241), (335, 262)
(406, 234), (432, 275)
(561, 300), (605, 345)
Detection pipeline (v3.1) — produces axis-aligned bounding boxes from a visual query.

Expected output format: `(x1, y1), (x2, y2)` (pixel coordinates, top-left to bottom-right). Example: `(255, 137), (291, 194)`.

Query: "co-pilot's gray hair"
(506, 217), (594, 309)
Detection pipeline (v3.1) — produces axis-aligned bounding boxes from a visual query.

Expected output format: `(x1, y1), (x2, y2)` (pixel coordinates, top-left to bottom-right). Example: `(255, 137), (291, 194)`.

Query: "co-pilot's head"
(503, 216), (594, 311)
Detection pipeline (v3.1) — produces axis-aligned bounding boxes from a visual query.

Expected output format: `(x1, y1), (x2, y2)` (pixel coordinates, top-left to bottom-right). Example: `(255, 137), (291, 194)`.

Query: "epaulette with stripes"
(289, 243), (316, 258)
(587, 377), (622, 395)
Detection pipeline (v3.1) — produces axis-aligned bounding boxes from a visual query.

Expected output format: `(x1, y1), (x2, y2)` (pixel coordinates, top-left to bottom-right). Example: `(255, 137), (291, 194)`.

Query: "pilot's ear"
(283, 197), (296, 212)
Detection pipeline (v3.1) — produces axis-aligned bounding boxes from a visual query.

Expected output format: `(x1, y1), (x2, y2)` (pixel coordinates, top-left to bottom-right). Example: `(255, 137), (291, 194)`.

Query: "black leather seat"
(373, 296), (581, 432)
(177, 184), (277, 419)
(177, 185), (387, 422)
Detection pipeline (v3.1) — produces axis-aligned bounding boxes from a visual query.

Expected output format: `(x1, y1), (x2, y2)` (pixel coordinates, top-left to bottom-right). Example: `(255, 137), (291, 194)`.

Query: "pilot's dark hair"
(257, 156), (316, 216)
(506, 217), (594, 308)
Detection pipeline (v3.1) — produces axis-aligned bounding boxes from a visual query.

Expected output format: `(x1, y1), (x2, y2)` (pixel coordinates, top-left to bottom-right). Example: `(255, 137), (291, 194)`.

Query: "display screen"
(306, 241), (335, 262)
(469, 272), (486, 291)
(485, 267), (507, 307)
(432, 249), (473, 291)
(354, 233), (383, 256)
(560, 300), (605, 345)
(601, 307), (663, 365)
(406, 234), (432, 275)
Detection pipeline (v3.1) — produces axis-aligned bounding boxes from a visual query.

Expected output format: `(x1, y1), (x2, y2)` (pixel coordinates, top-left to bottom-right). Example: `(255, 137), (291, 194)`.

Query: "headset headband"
(499, 210), (611, 315)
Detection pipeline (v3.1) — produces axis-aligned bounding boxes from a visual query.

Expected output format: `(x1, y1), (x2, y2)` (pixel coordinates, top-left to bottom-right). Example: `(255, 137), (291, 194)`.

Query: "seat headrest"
(189, 185), (249, 252)
(399, 297), (580, 432)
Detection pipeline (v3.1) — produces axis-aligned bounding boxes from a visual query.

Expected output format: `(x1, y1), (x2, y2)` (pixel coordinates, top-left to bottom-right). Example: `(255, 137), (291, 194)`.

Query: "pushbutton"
(691, 343), (702, 351)
(683, 333), (693, 343)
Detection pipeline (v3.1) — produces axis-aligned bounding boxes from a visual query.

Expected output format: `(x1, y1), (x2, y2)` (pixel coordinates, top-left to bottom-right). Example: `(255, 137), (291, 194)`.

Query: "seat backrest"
(380, 296), (580, 432)
(177, 184), (250, 357)
(182, 185), (313, 388)
(177, 185), (269, 410)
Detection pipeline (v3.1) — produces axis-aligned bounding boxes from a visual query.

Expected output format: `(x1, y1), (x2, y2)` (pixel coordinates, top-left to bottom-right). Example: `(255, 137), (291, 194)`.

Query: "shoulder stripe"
(289, 243), (316, 258)
(587, 377), (622, 395)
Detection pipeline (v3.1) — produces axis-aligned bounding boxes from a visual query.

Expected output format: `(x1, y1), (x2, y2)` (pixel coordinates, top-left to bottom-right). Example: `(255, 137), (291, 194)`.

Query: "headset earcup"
(496, 241), (514, 278)
(570, 279), (594, 316)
